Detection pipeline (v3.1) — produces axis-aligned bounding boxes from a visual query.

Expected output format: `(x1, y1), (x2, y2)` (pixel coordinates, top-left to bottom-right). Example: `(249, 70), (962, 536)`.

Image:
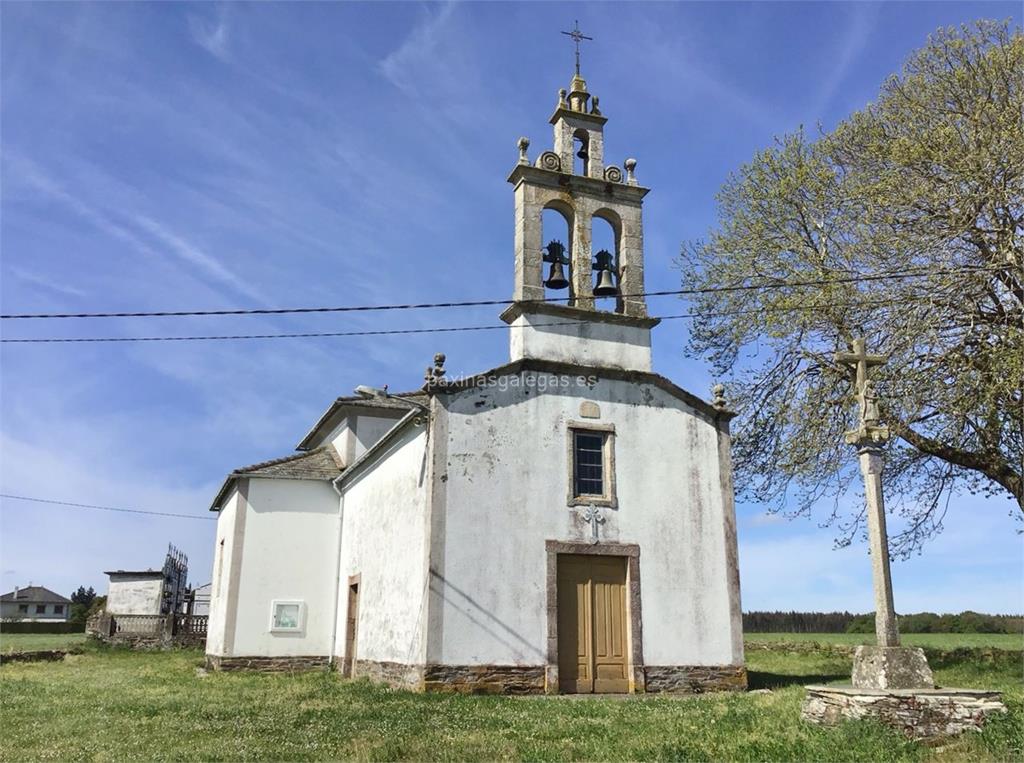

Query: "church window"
(270, 600), (305, 632)
(574, 431), (605, 495)
(568, 422), (617, 507)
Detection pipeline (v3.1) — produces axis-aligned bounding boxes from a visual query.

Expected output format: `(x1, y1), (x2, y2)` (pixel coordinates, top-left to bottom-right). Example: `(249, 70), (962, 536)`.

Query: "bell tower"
(501, 60), (659, 373)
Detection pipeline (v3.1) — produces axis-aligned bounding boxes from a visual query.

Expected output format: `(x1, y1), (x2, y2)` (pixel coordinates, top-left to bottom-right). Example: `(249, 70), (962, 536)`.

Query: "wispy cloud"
(810, 3), (881, 119)
(132, 214), (263, 303)
(378, 2), (456, 94)
(9, 267), (88, 299)
(187, 4), (231, 61)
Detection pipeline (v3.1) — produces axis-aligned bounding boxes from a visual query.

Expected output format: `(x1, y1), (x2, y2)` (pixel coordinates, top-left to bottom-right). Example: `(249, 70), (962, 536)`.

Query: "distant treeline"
(743, 611), (1024, 635)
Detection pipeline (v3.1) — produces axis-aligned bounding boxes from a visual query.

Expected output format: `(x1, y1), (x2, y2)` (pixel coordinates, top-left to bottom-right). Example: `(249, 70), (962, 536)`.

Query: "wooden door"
(557, 555), (628, 693)
(342, 582), (359, 678)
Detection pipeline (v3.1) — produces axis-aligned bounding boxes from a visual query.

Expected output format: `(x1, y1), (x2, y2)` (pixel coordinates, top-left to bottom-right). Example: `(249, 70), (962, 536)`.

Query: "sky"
(1, 1), (1021, 615)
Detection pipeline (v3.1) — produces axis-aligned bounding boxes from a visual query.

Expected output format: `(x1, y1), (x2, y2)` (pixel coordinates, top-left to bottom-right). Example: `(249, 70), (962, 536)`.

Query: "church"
(205, 65), (746, 694)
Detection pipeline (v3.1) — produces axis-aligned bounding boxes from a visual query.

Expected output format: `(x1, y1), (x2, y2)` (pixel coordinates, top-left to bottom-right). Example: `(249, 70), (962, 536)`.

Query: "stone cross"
(581, 503), (605, 544)
(835, 338), (899, 648)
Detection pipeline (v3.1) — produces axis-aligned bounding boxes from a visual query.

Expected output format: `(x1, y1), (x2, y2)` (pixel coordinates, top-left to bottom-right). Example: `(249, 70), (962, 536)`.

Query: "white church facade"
(205, 68), (746, 694)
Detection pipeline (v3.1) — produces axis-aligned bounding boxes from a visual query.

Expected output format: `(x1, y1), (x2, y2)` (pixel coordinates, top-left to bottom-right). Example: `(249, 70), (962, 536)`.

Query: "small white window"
(270, 600), (305, 633)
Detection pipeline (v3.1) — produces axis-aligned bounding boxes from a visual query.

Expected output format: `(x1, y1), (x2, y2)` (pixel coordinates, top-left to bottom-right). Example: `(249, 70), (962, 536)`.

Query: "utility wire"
(0, 493), (217, 521)
(0, 265), (994, 320)
(1, 295), (929, 344)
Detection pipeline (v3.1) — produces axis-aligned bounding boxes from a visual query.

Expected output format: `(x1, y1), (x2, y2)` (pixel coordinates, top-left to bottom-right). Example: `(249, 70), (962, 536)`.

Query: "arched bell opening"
(591, 210), (622, 313)
(542, 204), (574, 302)
(573, 129), (590, 177)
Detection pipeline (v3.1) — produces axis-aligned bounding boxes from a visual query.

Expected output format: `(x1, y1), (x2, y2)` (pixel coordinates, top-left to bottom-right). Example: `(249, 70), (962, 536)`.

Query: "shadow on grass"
(748, 671), (849, 690)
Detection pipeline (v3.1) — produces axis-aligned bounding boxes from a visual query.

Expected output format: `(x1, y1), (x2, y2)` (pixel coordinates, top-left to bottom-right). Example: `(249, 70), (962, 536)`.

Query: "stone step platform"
(802, 684), (1007, 741)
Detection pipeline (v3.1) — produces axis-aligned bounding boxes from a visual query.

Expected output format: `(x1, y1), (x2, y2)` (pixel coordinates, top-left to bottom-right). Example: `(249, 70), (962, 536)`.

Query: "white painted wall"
(0, 601), (69, 621)
(509, 311), (652, 372)
(106, 575), (164, 615)
(218, 479), (340, 657)
(336, 425), (429, 666)
(352, 414), (405, 460)
(433, 372), (740, 668)
(206, 487), (240, 655)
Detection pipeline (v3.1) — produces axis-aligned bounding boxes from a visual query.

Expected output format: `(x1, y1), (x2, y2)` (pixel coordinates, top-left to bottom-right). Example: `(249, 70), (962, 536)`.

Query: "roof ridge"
(232, 446), (326, 475)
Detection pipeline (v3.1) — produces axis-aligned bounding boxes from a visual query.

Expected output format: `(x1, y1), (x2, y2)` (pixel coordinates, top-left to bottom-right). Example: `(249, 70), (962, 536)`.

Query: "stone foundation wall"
(802, 685), (1007, 740)
(644, 665), (748, 693)
(206, 654), (330, 672)
(354, 660), (424, 690)
(423, 664), (546, 694)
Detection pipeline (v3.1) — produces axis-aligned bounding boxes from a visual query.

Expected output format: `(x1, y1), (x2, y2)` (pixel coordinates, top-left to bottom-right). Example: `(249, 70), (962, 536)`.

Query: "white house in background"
(205, 66), (745, 694)
(0, 586), (71, 622)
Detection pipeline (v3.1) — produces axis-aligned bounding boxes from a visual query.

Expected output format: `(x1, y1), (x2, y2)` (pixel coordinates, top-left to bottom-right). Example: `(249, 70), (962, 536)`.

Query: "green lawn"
(0, 632), (86, 654)
(745, 632), (1023, 650)
(1, 639), (1020, 761)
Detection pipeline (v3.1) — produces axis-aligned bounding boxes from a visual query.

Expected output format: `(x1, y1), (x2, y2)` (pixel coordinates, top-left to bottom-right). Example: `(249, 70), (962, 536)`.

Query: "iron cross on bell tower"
(561, 20), (593, 75)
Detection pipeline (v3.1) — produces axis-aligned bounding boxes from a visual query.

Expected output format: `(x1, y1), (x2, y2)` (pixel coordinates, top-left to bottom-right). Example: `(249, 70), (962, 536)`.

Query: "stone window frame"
(544, 540), (644, 694)
(269, 599), (306, 634)
(566, 420), (617, 508)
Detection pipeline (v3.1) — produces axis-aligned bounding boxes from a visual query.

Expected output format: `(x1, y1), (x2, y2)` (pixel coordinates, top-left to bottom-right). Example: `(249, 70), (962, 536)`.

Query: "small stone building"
(205, 67), (745, 693)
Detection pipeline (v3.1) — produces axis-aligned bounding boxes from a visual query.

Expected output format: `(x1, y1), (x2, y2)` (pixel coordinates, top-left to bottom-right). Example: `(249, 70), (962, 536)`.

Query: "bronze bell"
(592, 249), (619, 297)
(576, 144), (589, 162)
(545, 260), (569, 290)
(593, 268), (618, 297)
(543, 240), (570, 290)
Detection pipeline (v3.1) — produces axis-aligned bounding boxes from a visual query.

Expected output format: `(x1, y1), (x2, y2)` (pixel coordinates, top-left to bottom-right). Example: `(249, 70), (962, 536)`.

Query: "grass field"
(1, 637), (1020, 761)
(0, 632), (86, 654)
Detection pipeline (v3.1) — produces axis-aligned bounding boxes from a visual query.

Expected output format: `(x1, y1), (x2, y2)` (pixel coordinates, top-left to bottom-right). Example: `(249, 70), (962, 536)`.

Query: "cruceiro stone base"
(644, 665), (748, 693)
(852, 645), (935, 689)
(205, 654), (330, 672)
(802, 685), (1007, 740)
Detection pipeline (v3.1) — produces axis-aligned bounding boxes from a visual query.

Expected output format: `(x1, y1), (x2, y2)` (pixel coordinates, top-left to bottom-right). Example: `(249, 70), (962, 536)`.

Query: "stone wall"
(644, 665), (748, 693)
(802, 685), (1007, 740)
(206, 655), (330, 672)
(354, 660), (423, 690)
(422, 664), (546, 694)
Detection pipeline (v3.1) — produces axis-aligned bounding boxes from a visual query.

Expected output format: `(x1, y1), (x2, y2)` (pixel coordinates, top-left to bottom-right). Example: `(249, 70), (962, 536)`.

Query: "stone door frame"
(544, 540), (644, 694)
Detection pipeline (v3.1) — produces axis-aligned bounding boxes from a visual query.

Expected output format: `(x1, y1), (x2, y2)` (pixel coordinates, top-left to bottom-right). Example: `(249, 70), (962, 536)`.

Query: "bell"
(545, 260), (569, 290)
(576, 145), (589, 161)
(593, 267), (618, 297)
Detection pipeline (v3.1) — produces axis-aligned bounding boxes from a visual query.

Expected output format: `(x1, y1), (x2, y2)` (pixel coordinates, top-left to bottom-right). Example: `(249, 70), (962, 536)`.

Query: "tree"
(679, 21), (1023, 555)
(69, 585), (97, 627)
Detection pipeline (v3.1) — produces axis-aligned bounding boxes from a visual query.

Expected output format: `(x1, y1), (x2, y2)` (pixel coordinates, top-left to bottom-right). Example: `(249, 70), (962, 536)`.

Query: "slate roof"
(210, 445), (344, 511)
(296, 392), (428, 451)
(0, 585), (71, 604)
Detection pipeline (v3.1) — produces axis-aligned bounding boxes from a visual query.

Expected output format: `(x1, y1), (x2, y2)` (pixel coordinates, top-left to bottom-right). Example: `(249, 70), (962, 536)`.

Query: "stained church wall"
(336, 425), (429, 673)
(430, 373), (743, 671)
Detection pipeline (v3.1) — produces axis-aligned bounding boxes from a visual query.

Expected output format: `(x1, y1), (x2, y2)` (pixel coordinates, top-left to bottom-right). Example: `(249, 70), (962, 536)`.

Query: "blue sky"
(2, 1), (1020, 614)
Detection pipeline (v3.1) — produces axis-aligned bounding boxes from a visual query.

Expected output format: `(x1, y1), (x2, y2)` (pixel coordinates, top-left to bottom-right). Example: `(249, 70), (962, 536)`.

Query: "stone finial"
(624, 158), (638, 185)
(517, 137), (530, 165)
(711, 383), (728, 410)
(557, 88), (568, 109)
(424, 352), (447, 391)
(590, 96), (601, 116)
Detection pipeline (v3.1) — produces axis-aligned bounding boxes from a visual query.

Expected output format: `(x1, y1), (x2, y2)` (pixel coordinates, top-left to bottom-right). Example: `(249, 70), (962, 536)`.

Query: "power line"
(0, 493), (216, 521)
(0, 296), (928, 344)
(0, 265), (993, 320)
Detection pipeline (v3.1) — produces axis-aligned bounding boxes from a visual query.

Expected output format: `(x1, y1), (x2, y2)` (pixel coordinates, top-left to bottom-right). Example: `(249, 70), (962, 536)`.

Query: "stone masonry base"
(802, 685), (1007, 740)
(206, 654), (330, 672)
(354, 661), (745, 695)
(644, 665), (748, 693)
